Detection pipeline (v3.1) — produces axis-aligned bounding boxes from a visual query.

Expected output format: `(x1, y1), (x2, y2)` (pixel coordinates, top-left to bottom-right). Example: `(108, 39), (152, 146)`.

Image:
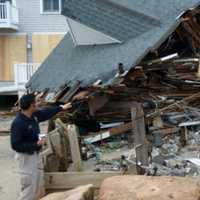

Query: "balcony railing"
(0, 2), (19, 30)
(14, 63), (41, 88)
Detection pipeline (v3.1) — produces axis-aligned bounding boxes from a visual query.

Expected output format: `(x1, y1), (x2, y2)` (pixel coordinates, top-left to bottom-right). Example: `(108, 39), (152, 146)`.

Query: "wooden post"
(56, 119), (83, 171)
(131, 105), (149, 174)
(58, 127), (70, 171)
(68, 125), (83, 171)
(180, 126), (188, 147)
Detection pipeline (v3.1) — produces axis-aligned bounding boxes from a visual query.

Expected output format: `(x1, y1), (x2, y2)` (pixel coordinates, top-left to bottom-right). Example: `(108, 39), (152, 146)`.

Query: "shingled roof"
(27, 0), (200, 92)
(62, 0), (160, 41)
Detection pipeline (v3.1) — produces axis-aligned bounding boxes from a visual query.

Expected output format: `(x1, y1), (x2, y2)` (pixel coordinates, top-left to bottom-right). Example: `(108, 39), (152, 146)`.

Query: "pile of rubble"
(28, 7), (200, 177)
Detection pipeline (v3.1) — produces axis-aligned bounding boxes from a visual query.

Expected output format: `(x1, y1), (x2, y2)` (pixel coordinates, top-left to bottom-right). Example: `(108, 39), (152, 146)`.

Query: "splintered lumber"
(84, 122), (132, 143)
(147, 92), (200, 118)
(56, 119), (82, 171)
(84, 131), (111, 144)
(109, 122), (132, 135)
(48, 129), (62, 158)
(146, 53), (179, 66)
(44, 172), (123, 189)
(58, 129), (70, 171)
(131, 106), (149, 168)
(68, 125), (83, 171)
(45, 128), (69, 171)
(152, 127), (180, 136)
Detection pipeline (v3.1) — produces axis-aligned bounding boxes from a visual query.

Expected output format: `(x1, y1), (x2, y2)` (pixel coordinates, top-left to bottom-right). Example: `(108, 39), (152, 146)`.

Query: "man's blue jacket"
(11, 106), (62, 154)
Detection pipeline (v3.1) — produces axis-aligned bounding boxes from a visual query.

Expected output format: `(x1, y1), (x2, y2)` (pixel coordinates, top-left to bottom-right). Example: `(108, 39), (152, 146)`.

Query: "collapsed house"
(26, 0), (200, 176)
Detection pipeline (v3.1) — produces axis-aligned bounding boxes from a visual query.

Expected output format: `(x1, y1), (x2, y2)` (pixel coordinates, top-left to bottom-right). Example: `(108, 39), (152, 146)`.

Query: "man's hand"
(62, 102), (72, 110)
(37, 138), (47, 146)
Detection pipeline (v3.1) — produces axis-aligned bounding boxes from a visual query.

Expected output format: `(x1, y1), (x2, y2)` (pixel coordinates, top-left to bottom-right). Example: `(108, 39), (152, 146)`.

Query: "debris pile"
(31, 8), (200, 177)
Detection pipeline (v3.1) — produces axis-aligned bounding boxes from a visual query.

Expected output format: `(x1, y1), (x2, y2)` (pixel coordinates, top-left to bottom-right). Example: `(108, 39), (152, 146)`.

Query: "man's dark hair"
(19, 94), (36, 110)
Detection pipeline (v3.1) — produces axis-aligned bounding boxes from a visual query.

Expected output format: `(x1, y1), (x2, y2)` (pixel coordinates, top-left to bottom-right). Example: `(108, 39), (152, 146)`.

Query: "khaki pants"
(15, 152), (43, 200)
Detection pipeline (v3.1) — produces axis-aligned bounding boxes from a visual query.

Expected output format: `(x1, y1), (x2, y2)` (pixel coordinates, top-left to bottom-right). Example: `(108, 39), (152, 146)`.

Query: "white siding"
(17, 0), (68, 33)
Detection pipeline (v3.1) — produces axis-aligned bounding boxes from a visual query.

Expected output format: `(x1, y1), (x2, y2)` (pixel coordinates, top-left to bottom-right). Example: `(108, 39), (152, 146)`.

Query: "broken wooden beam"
(147, 92), (200, 119)
(84, 122), (132, 144)
(56, 119), (83, 171)
(44, 172), (123, 189)
(131, 106), (149, 169)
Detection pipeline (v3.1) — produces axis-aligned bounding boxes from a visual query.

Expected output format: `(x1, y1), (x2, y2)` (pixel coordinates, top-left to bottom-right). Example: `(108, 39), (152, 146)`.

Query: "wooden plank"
(46, 127), (70, 171)
(84, 131), (111, 143)
(44, 172), (123, 189)
(84, 122), (132, 144)
(110, 122), (132, 135)
(56, 119), (83, 171)
(153, 127), (180, 136)
(57, 127), (70, 171)
(48, 129), (62, 158)
(68, 125), (83, 171)
(180, 127), (188, 147)
(131, 106), (149, 169)
(147, 92), (200, 119)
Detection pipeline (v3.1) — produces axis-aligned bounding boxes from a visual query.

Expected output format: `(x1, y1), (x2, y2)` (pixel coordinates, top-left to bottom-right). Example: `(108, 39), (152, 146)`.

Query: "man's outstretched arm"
(33, 103), (71, 122)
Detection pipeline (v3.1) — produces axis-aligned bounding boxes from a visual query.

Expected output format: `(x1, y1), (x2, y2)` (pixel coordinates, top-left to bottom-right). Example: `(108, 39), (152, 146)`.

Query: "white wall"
(16, 0), (68, 33)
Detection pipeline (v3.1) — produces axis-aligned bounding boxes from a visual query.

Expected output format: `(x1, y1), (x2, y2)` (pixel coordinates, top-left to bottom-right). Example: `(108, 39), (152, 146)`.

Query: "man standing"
(11, 94), (71, 200)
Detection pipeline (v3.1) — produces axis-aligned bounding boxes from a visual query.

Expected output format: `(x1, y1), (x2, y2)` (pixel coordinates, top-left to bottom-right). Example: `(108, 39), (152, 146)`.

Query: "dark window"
(43, 0), (60, 12)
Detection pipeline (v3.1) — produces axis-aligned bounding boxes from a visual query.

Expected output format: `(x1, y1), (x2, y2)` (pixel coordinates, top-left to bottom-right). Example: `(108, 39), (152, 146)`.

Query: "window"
(41, 0), (61, 14)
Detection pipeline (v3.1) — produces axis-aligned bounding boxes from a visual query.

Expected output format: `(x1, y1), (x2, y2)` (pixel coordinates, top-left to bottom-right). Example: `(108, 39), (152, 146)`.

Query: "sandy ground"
(0, 136), (20, 200)
(0, 114), (48, 200)
(0, 114), (19, 200)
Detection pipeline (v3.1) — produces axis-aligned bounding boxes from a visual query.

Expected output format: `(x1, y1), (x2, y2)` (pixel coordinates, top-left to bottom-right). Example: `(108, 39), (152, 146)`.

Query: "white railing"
(14, 63), (41, 87)
(0, 3), (7, 21)
(11, 3), (19, 24)
(0, 2), (19, 28)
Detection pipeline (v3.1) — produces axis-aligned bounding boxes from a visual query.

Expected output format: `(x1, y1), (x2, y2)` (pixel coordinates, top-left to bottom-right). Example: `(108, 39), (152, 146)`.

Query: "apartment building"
(0, 0), (68, 97)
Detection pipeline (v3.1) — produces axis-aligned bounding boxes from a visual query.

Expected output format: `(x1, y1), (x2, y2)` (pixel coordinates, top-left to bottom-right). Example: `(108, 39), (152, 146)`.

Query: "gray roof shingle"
(63, 0), (160, 41)
(27, 0), (200, 92)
